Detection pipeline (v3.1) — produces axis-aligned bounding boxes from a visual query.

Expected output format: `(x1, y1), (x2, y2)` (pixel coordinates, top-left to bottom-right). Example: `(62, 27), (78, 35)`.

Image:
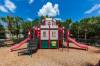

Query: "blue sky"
(0, 0), (100, 21)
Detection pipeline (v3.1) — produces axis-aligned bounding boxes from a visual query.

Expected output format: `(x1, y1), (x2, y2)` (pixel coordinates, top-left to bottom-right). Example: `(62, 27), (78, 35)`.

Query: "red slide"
(68, 37), (88, 49)
(10, 37), (30, 51)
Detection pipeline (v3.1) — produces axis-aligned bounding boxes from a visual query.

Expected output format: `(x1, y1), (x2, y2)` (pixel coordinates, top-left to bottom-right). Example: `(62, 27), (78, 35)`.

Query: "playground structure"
(10, 17), (88, 55)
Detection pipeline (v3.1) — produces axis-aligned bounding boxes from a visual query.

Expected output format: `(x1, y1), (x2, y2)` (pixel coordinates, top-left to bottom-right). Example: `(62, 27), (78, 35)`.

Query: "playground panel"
(41, 40), (48, 48)
(41, 40), (58, 48)
(50, 40), (58, 48)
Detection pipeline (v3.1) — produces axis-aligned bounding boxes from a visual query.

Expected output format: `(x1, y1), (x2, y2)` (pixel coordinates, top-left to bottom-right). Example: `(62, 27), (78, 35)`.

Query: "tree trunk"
(85, 32), (87, 40)
(8, 22), (13, 39)
(84, 29), (87, 40)
(78, 29), (79, 39)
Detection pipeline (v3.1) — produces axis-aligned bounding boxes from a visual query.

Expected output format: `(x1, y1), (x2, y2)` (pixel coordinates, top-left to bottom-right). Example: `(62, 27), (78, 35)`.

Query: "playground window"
(48, 22), (51, 25)
(52, 31), (56, 37)
(43, 31), (46, 37)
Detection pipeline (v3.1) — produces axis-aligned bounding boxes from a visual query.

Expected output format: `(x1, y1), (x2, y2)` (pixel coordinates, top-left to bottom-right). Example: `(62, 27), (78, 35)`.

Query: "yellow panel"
(52, 41), (56, 46)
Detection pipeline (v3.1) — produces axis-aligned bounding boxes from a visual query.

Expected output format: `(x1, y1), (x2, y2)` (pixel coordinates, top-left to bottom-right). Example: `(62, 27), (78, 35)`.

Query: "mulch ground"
(0, 43), (100, 66)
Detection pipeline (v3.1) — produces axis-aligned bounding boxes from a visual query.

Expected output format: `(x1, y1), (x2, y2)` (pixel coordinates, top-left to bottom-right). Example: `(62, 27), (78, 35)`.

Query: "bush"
(12, 38), (25, 44)
(0, 32), (5, 39)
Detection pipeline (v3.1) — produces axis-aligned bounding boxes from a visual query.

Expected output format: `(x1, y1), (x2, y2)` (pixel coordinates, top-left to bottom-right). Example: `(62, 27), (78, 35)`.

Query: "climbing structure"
(10, 17), (88, 56)
(36, 17), (64, 49)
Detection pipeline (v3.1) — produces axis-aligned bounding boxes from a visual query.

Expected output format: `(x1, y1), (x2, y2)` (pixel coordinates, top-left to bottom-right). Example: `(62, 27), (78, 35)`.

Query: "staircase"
(18, 35), (38, 56)
(27, 38), (38, 55)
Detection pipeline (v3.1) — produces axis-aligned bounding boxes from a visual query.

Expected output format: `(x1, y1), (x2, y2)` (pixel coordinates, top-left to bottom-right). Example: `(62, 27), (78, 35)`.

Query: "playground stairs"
(18, 36), (38, 56)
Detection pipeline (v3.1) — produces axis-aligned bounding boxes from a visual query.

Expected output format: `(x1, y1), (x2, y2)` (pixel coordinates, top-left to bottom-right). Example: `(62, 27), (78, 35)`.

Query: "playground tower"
(37, 17), (64, 48)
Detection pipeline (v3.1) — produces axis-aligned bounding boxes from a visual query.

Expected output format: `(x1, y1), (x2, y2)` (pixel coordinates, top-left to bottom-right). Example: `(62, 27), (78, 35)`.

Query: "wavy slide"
(68, 37), (88, 49)
(10, 37), (30, 51)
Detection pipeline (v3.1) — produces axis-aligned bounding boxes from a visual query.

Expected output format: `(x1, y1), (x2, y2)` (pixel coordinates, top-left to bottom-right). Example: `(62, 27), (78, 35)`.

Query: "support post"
(66, 30), (70, 51)
(62, 27), (64, 49)
(48, 26), (50, 48)
(38, 28), (41, 49)
(58, 26), (60, 48)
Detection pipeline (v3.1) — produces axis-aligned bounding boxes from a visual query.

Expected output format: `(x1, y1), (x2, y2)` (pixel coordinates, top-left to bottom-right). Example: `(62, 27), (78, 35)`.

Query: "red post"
(52, 18), (54, 25)
(39, 28), (41, 49)
(58, 26), (60, 48)
(48, 26), (50, 48)
(66, 30), (70, 48)
(61, 27), (64, 48)
(44, 17), (46, 25)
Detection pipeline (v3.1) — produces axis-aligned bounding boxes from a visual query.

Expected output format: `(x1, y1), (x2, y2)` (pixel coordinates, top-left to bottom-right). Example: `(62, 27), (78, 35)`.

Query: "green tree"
(1, 16), (15, 38)
(14, 16), (23, 38)
(71, 22), (81, 38)
(32, 18), (40, 26)
(0, 22), (5, 39)
(65, 19), (72, 29)
(79, 18), (90, 40)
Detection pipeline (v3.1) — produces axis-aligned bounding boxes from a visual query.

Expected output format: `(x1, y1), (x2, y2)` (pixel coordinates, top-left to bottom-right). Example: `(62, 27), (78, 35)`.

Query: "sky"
(0, 0), (100, 21)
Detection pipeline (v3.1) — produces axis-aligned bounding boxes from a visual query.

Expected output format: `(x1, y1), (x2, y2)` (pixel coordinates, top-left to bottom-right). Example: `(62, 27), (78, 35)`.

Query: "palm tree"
(64, 19), (72, 29)
(0, 21), (5, 39)
(72, 22), (81, 39)
(14, 16), (23, 39)
(80, 18), (90, 40)
(0, 23), (5, 33)
(32, 18), (40, 26)
(1, 16), (15, 39)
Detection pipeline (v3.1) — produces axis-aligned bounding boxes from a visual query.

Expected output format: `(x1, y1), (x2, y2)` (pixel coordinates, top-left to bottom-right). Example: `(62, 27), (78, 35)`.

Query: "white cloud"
(85, 4), (100, 14)
(4, 0), (16, 13)
(0, 0), (16, 13)
(29, 0), (34, 4)
(55, 18), (61, 21)
(0, 5), (8, 13)
(38, 2), (59, 17)
(27, 18), (33, 21)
